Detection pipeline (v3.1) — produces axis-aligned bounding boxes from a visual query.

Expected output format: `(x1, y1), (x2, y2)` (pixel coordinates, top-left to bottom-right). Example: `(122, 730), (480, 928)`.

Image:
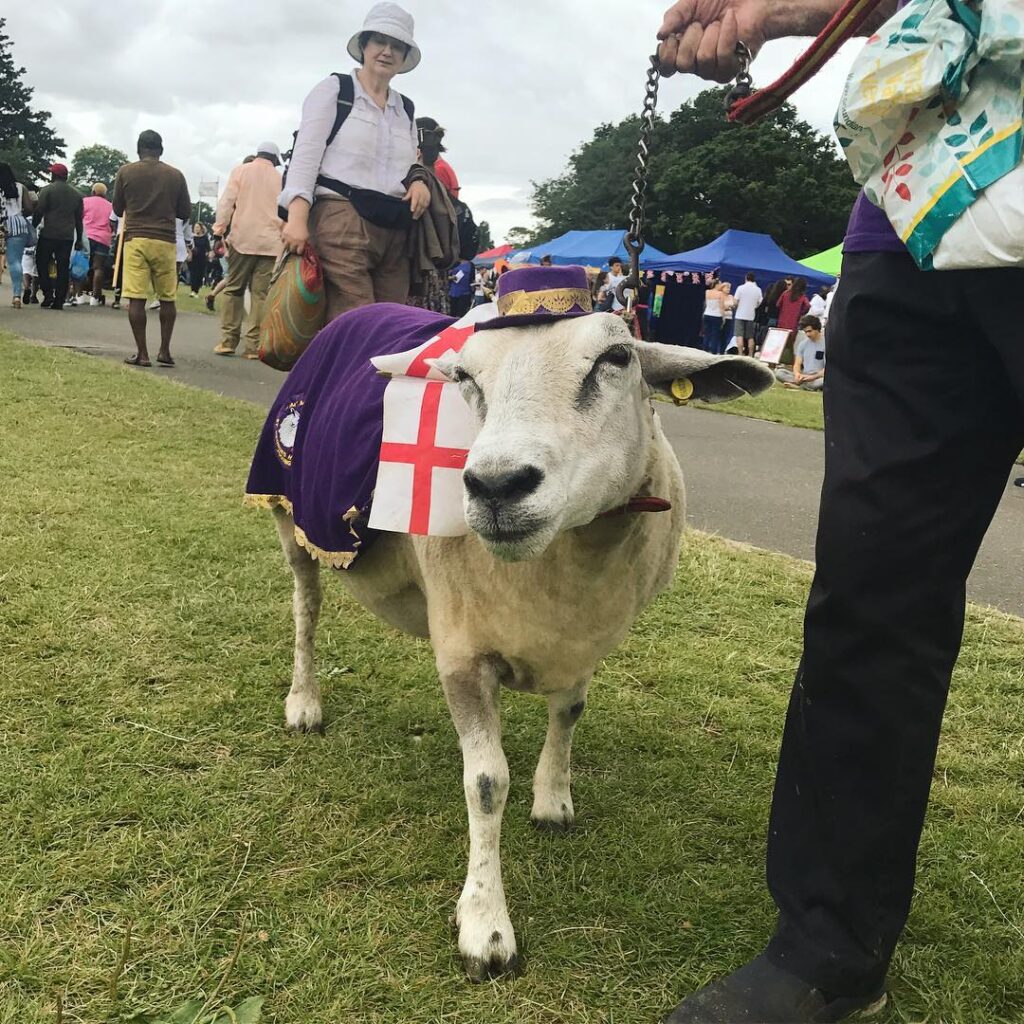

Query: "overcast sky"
(8, 1), (866, 244)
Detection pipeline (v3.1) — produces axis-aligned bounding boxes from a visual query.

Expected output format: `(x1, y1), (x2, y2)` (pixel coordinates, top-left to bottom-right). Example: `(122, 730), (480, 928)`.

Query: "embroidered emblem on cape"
(274, 399), (304, 467)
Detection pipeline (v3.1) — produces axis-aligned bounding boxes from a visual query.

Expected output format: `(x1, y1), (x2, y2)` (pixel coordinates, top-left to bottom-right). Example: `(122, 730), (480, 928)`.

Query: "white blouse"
(278, 70), (417, 210)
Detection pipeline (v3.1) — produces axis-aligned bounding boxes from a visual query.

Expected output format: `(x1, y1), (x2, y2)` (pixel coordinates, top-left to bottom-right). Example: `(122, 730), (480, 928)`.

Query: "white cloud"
(7, 1), (866, 244)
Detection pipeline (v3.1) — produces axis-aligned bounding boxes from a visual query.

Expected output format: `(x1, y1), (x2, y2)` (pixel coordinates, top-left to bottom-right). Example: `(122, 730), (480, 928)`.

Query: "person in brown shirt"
(111, 130), (192, 367)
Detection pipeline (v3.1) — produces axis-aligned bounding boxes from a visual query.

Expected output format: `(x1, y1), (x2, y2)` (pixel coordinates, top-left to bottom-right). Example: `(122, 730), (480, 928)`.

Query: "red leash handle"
(727, 0), (888, 125)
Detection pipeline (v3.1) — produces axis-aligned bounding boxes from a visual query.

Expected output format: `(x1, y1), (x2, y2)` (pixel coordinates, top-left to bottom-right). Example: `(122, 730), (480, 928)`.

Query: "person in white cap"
(279, 2), (431, 321)
(212, 141), (284, 357)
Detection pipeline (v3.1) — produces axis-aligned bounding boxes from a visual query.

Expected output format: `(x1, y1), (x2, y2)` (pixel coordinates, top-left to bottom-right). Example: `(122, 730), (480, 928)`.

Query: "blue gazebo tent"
(645, 230), (836, 290)
(507, 230), (670, 270)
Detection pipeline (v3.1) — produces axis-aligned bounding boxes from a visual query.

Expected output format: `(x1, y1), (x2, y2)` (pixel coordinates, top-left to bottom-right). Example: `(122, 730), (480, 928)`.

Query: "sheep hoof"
(463, 949), (521, 983)
(456, 901), (519, 982)
(530, 815), (574, 833)
(530, 797), (575, 832)
(285, 692), (324, 734)
(291, 721), (325, 736)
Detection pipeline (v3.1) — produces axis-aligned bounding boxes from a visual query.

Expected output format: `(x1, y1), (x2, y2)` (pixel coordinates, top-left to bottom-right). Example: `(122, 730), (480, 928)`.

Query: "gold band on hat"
(496, 286), (593, 317)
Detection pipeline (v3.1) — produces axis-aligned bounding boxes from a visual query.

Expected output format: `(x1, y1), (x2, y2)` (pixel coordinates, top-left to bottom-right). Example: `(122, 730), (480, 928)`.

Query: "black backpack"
(451, 197), (479, 260)
(278, 73), (416, 220)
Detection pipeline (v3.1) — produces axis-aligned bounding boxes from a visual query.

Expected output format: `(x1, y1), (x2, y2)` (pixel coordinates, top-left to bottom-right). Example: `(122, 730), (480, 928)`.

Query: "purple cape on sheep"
(244, 302), (455, 568)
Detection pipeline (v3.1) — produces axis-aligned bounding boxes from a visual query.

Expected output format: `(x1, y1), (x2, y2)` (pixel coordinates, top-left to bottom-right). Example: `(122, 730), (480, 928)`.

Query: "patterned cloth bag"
(258, 246), (327, 371)
(836, 0), (1024, 269)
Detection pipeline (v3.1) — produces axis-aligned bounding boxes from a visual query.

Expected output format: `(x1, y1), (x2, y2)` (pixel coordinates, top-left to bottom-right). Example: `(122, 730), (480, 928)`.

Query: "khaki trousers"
(309, 197), (409, 322)
(219, 251), (275, 353)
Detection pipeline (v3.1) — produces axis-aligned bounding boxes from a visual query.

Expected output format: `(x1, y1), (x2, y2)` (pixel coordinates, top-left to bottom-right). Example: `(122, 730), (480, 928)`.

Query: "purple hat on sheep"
(475, 265), (594, 331)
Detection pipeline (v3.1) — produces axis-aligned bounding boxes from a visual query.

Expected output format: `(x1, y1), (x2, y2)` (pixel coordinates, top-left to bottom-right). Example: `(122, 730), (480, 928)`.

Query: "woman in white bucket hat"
(279, 3), (430, 321)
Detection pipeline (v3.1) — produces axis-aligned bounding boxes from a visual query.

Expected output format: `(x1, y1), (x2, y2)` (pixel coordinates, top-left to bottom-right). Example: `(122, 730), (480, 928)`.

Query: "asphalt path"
(4, 302), (1021, 617)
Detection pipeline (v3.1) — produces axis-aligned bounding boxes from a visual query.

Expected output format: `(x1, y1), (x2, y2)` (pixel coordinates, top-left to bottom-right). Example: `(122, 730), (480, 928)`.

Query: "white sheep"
(269, 312), (773, 980)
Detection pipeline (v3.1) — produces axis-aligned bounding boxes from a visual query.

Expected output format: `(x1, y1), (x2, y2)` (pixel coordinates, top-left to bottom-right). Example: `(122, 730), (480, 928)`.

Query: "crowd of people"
(0, 2), (483, 368)
(697, 271), (836, 391)
(1, 0), (742, 377)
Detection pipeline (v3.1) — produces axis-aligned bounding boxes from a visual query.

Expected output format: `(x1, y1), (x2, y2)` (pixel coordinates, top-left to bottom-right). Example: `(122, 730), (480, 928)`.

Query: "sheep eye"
(599, 344), (632, 368)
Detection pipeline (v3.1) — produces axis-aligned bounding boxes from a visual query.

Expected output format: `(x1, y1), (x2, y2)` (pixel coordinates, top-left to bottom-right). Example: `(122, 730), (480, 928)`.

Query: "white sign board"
(198, 179), (219, 199)
(759, 328), (790, 365)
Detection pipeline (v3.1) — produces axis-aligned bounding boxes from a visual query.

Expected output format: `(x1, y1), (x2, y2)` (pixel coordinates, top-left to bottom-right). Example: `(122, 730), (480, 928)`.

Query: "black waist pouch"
(316, 175), (411, 231)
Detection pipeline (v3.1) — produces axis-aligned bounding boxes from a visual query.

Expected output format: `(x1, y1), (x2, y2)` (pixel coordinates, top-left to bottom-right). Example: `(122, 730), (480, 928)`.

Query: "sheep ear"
(636, 342), (775, 404)
(425, 351), (458, 381)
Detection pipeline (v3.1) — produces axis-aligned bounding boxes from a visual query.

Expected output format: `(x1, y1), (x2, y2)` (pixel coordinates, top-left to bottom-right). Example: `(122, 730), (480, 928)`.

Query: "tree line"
(513, 88), (859, 259)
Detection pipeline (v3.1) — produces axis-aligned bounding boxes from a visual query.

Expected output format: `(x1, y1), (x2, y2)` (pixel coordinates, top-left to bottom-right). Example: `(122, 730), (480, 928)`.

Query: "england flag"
(367, 303), (497, 536)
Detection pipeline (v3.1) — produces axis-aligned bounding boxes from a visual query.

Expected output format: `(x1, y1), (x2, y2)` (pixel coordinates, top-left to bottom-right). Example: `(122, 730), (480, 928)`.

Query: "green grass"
(2, 332), (1023, 1023)
(697, 383), (825, 431)
(171, 283), (217, 317)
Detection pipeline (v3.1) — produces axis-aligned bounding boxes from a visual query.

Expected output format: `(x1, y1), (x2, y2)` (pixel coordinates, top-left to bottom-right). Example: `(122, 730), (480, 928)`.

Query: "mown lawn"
(696, 383), (825, 431)
(2, 332), (1022, 1024)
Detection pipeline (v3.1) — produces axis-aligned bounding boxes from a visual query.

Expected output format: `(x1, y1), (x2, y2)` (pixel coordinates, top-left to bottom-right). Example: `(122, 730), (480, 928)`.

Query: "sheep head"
(432, 313), (773, 562)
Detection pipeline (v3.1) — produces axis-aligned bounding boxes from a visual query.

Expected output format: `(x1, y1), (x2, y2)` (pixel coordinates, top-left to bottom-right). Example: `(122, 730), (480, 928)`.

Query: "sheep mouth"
(471, 510), (553, 556)
(476, 526), (538, 545)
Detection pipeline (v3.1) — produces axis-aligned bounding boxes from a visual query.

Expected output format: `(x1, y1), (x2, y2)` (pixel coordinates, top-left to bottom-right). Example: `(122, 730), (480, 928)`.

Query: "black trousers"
(765, 252), (1024, 997)
(36, 238), (73, 307)
(188, 256), (207, 292)
(449, 294), (473, 318)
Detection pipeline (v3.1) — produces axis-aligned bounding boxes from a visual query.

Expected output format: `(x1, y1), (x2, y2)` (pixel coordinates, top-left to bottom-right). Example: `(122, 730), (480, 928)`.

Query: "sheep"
(267, 310), (773, 980)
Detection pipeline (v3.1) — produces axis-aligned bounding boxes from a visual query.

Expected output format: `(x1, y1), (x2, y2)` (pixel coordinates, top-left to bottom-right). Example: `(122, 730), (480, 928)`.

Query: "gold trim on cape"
(496, 286), (592, 317)
(243, 492), (294, 514)
(243, 493), (356, 570)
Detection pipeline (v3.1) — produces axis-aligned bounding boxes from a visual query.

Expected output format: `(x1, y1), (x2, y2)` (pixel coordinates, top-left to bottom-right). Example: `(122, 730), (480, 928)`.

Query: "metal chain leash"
(619, 53), (662, 309)
(723, 42), (754, 112)
(618, 43), (752, 312)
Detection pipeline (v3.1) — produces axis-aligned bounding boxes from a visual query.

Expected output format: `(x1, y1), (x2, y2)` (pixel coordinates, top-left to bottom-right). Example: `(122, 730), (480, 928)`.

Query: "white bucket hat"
(347, 3), (421, 74)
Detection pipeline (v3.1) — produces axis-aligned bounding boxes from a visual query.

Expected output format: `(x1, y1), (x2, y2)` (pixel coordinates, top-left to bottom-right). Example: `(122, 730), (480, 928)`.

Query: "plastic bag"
(69, 248), (90, 281)
(836, 0), (1024, 269)
(258, 246), (327, 371)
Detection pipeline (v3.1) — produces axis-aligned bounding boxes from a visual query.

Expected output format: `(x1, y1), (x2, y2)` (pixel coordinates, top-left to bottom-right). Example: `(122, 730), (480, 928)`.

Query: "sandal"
(124, 354), (152, 367)
(156, 354), (175, 367)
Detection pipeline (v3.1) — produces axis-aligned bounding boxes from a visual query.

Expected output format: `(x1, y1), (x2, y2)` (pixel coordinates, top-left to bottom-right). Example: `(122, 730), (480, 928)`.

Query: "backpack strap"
(324, 72), (415, 148)
(326, 72), (356, 148)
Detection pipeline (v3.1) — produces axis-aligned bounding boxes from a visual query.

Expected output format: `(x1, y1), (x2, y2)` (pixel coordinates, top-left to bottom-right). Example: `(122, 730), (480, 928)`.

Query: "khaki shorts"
(122, 237), (178, 302)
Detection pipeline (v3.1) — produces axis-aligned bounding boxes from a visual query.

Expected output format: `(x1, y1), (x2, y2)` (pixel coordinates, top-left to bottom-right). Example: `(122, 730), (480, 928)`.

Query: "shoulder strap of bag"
(326, 72), (355, 147)
(325, 73), (415, 145)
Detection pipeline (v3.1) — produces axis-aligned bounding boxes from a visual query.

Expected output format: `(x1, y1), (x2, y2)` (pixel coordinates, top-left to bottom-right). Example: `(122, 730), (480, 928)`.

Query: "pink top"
(82, 195), (114, 246)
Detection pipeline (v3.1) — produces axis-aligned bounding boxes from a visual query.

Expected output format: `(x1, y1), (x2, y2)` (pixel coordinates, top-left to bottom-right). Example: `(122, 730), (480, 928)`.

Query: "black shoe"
(665, 954), (887, 1024)
(40, 298), (53, 308)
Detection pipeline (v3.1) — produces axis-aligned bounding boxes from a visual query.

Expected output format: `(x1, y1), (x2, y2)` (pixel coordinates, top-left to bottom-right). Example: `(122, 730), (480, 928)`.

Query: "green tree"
(475, 219), (494, 252)
(192, 200), (215, 226)
(505, 225), (541, 249)
(69, 144), (129, 193)
(531, 88), (859, 258)
(0, 18), (66, 183)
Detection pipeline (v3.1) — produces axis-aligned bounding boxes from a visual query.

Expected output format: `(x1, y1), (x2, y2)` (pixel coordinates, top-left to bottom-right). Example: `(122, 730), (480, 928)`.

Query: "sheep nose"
(463, 464), (544, 503)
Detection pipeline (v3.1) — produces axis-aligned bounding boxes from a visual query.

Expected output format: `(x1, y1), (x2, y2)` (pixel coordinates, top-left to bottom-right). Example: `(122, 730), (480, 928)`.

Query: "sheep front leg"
(531, 680), (589, 831)
(273, 509), (323, 733)
(441, 658), (518, 981)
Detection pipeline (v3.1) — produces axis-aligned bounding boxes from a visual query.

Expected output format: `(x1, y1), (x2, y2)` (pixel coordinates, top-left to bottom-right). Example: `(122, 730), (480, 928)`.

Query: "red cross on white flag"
(367, 304), (497, 537)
